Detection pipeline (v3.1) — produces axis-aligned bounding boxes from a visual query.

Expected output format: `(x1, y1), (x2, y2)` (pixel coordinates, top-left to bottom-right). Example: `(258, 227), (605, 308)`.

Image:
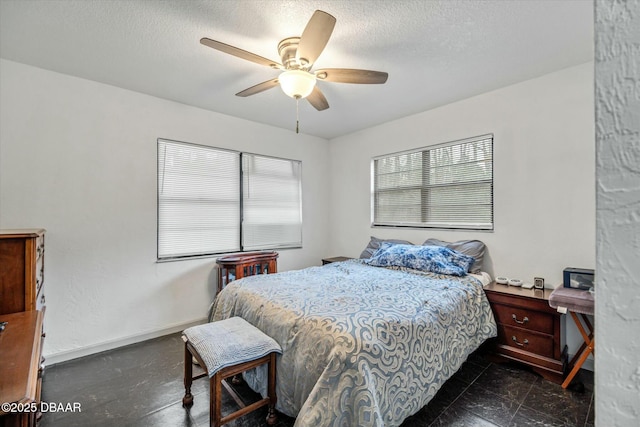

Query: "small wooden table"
(216, 251), (278, 294)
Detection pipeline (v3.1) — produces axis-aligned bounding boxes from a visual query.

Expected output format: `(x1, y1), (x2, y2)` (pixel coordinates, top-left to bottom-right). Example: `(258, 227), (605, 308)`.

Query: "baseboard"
(44, 317), (207, 366)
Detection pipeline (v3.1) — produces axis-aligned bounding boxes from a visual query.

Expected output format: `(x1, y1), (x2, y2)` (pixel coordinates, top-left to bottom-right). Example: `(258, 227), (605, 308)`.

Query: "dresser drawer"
(1, 229), (46, 314)
(497, 324), (555, 358)
(491, 303), (554, 334)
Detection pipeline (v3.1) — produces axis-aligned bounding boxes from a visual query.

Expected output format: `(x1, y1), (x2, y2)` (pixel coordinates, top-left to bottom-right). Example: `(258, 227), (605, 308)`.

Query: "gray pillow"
(422, 238), (486, 273)
(359, 236), (413, 259)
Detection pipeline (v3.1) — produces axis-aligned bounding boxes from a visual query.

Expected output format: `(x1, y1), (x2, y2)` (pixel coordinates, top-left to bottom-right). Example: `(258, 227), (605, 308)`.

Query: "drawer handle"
(512, 336), (529, 347)
(512, 314), (529, 325)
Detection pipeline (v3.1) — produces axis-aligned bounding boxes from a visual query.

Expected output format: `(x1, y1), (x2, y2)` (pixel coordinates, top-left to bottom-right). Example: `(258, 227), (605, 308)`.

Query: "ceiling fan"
(200, 10), (388, 120)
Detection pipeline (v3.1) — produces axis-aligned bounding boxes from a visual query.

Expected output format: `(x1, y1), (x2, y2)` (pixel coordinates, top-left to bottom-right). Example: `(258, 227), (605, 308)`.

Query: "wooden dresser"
(0, 229), (46, 315)
(216, 251), (278, 294)
(484, 282), (567, 383)
(0, 310), (45, 427)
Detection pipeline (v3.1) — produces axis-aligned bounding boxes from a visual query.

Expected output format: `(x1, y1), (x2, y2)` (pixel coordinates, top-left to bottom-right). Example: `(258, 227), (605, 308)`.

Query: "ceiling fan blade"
(306, 86), (329, 111)
(236, 78), (280, 97)
(296, 10), (336, 68)
(315, 68), (388, 84)
(200, 38), (283, 69)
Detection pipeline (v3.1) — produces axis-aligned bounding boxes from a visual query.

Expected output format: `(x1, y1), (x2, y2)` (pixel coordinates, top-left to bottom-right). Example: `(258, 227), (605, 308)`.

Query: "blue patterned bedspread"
(211, 260), (497, 427)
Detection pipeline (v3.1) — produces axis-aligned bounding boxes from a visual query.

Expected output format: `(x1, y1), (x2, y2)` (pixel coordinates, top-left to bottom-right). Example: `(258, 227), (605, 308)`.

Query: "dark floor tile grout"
(138, 398), (187, 421)
(515, 379), (594, 427)
(509, 376), (537, 426)
(427, 362), (491, 427)
(428, 363), (594, 427)
(584, 393), (594, 427)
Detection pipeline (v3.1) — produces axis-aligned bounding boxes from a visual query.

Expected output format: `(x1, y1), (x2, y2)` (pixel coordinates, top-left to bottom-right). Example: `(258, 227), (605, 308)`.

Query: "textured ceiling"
(0, 0), (594, 139)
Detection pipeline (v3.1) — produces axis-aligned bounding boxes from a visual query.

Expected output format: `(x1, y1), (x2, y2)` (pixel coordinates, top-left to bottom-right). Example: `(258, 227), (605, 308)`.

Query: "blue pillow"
(364, 243), (475, 276)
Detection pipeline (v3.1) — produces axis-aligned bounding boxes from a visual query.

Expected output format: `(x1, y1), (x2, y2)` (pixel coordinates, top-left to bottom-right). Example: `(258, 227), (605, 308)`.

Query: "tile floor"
(40, 333), (594, 427)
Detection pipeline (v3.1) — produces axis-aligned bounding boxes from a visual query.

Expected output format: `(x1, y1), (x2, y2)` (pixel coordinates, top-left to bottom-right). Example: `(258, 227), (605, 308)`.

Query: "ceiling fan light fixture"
(279, 70), (316, 99)
(201, 9), (387, 114)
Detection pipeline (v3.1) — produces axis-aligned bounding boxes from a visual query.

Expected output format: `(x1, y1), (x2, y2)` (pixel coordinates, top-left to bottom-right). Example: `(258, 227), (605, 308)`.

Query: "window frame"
(157, 138), (302, 262)
(371, 134), (494, 231)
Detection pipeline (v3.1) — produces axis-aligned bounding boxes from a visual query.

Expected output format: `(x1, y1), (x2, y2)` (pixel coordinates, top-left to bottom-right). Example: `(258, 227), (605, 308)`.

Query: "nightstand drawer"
(498, 324), (554, 358)
(491, 303), (554, 334)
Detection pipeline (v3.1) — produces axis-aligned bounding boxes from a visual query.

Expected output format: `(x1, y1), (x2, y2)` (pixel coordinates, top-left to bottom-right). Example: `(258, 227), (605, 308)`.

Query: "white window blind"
(372, 134), (493, 230)
(242, 154), (302, 250)
(157, 139), (302, 260)
(158, 140), (241, 258)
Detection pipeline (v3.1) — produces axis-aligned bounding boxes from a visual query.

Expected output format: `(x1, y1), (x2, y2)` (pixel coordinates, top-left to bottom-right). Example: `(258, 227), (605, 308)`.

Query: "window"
(372, 134), (493, 230)
(242, 154), (303, 250)
(157, 139), (302, 260)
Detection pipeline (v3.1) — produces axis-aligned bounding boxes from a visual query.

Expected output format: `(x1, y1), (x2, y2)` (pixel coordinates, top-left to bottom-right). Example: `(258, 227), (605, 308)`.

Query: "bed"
(210, 249), (497, 427)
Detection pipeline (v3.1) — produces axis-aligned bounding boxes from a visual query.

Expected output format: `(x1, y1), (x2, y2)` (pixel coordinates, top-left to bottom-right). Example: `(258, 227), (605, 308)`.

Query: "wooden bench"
(182, 317), (281, 427)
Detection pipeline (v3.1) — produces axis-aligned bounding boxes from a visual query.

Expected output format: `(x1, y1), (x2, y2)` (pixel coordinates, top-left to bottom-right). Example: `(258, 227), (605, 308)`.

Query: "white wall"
(595, 0), (640, 424)
(0, 59), (330, 362)
(328, 63), (595, 359)
(0, 58), (598, 367)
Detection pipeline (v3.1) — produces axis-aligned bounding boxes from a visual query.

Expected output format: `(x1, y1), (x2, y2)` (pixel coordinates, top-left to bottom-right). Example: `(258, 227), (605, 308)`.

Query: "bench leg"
(562, 312), (595, 389)
(562, 336), (595, 389)
(211, 373), (222, 427)
(266, 353), (278, 425)
(182, 342), (194, 407)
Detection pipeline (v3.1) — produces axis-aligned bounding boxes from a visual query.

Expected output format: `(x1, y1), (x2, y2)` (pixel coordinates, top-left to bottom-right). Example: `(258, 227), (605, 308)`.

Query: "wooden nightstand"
(321, 256), (353, 265)
(484, 282), (568, 383)
(216, 251), (278, 294)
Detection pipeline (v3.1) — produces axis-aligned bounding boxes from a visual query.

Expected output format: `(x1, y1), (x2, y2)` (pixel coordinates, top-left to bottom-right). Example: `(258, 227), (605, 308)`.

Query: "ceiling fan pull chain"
(296, 96), (300, 134)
